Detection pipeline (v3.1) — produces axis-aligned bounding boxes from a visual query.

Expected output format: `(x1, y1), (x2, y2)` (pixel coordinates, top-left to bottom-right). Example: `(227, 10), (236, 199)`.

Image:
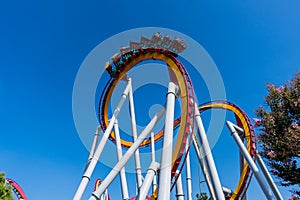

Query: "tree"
(255, 72), (300, 197)
(196, 192), (212, 200)
(0, 172), (13, 200)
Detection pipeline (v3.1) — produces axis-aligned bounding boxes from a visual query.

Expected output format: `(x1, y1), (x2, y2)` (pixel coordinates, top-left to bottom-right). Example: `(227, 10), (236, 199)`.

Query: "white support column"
(158, 82), (177, 200)
(88, 126), (101, 161)
(256, 153), (283, 200)
(104, 189), (109, 200)
(73, 82), (131, 200)
(194, 104), (225, 200)
(128, 78), (143, 190)
(114, 120), (129, 200)
(150, 132), (157, 193)
(226, 121), (275, 200)
(185, 143), (193, 200)
(99, 190), (106, 200)
(192, 135), (216, 200)
(137, 162), (160, 200)
(89, 107), (166, 200)
(175, 170), (185, 200)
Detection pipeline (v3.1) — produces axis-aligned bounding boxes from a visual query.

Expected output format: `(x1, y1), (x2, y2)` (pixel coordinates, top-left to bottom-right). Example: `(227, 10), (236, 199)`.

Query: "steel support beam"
(137, 162), (160, 200)
(114, 120), (129, 200)
(194, 104), (225, 200)
(192, 135), (216, 200)
(256, 153), (283, 200)
(150, 132), (157, 193)
(89, 107), (166, 200)
(157, 82), (177, 200)
(226, 121), (275, 200)
(128, 78), (143, 190)
(73, 82), (131, 200)
(175, 170), (185, 200)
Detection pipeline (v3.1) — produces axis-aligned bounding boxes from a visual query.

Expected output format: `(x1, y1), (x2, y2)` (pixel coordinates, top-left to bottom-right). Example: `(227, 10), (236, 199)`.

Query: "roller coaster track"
(98, 48), (195, 192)
(178, 101), (256, 199)
(97, 47), (257, 199)
(6, 178), (27, 200)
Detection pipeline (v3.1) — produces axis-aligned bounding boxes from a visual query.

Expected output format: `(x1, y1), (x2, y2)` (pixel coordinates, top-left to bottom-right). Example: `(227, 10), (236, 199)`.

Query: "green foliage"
(196, 192), (212, 200)
(255, 72), (300, 197)
(0, 172), (13, 200)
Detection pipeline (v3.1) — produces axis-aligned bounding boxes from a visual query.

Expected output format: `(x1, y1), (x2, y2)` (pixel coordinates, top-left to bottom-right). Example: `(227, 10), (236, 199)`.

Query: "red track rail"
(6, 178), (27, 200)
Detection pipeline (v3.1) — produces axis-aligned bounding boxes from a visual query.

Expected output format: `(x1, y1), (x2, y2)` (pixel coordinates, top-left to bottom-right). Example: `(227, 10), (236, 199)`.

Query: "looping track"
(158, 100), (256, 199)
(6, 178), (27, 200)
(98, 48), (195, 188)
(97, 48), (257, 199)
(199, 101), (256, 199)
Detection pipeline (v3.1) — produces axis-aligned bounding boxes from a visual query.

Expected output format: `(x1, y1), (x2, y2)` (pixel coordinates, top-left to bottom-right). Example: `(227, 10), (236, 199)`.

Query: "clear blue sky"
(0, 1), (299, 199)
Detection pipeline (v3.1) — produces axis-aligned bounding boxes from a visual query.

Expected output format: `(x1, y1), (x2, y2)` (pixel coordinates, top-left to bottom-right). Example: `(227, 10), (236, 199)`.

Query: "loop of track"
(163, 100), (256, 199)
(98, 48), (195, 191)
(198, 100), (256, 199)
(98, 48), (256, 199)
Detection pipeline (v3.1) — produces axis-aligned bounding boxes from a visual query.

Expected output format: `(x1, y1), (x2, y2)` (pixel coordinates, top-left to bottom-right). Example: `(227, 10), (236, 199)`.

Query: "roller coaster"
(73, 33), (284, 200)
(6, 178), (27, 200)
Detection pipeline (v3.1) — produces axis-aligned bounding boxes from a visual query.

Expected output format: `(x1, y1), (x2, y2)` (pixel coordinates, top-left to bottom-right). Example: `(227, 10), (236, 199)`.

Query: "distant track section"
(198, 100), (256, 200)
(6, 178), (27, 200)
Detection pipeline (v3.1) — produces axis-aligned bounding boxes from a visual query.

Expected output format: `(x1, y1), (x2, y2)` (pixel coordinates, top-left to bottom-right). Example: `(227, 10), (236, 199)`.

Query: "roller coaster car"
(106, 47), (179, 78)
(110, 53), (120, 62)
(140, 36), (151, 47)
(104, 61), (115, 76)
(172, 38), (187, 53)
(114, 58), (124, 69)
(112, 53), (125, 70)
(121, 51), (133, 61)
(162, 34), (172, 45)
(104, 61), (120, 78)
(138, 48), (147, 55)
(130, 41), (144, 49)
(120, 46), (131, 55)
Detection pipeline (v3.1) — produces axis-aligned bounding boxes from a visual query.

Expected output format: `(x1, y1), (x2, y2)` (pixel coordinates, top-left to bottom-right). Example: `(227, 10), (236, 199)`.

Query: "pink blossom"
(253, 118), (262, 127)
(294, 101), (298, 107)
(253, 118), (261, 123)
(292, 134), (300, 140)
(296, 98), (300, 106)
(275, 86), (284, 94)
(291, 123), (300, 130)
(267, 84), (275, 90)
(267, 150), (276, 158)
